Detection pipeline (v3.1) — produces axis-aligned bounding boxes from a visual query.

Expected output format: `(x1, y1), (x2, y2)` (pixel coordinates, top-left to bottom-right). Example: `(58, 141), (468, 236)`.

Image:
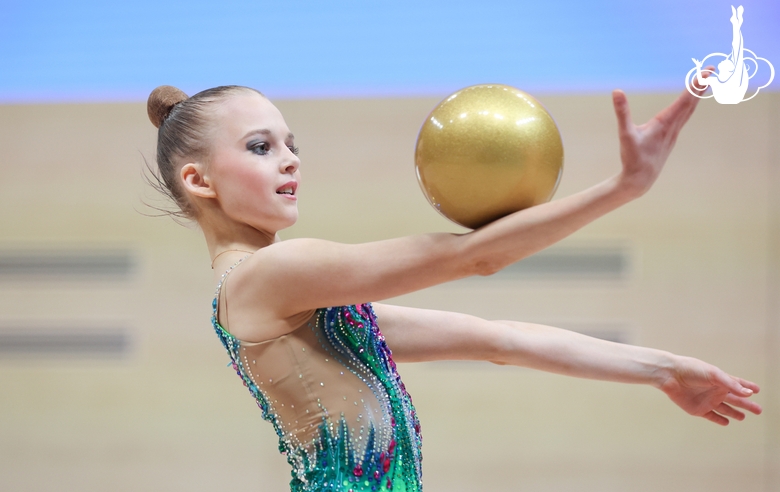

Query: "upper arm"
(372, 303), (507, 363)
(233, 234), (481, 320)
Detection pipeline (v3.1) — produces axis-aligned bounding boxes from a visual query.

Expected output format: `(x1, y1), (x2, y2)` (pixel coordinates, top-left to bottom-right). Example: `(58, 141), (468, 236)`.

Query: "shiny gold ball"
(415, 84), (564, 229)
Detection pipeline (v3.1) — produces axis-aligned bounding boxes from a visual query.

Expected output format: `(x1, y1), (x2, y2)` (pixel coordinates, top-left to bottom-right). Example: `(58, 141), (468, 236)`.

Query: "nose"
(282, 148), (300, 175)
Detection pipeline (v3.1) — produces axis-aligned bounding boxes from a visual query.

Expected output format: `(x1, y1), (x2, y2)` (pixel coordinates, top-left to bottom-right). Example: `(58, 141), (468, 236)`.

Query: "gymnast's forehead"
(211, 92), (292, 141)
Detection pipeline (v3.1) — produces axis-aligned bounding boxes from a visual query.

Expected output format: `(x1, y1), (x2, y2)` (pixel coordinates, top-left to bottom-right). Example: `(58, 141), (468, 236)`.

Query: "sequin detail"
(212, 259), (422, 492)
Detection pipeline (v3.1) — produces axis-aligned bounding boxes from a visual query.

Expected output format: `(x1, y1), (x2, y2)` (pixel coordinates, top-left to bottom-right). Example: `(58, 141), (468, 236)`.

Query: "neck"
(200, 215), (280, 271)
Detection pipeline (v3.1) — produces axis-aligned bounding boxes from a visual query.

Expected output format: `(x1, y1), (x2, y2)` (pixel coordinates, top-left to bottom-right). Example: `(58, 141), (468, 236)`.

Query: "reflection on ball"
(414, 84), (564, 229)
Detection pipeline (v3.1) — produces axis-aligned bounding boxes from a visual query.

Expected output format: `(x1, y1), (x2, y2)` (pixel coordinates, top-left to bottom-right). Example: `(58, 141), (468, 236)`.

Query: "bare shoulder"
(217, 239), (326, 342)
(234, 237), (333, 279)
(231, 237), (345, 298)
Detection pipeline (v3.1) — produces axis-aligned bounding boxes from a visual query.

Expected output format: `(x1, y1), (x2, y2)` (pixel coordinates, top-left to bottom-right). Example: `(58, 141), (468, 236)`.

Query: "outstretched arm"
(447, 74), (711, 276)
(229, 80), (710, 334)
(375, 303), (762, 426)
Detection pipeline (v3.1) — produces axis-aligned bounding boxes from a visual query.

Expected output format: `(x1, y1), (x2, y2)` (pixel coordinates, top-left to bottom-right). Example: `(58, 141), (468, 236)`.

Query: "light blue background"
(1, 0), (777, 102)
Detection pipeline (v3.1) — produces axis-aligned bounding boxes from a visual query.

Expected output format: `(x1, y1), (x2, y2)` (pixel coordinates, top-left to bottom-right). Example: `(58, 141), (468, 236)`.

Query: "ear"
(180, 162), (217, 199)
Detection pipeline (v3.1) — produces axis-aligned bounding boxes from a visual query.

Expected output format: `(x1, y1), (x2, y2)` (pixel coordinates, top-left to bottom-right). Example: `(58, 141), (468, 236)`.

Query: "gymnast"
(145, 71), (761, 491)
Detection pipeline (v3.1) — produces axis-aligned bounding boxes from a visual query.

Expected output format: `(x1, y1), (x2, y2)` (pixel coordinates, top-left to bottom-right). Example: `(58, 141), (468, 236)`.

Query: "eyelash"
(249, 142), (299, 156)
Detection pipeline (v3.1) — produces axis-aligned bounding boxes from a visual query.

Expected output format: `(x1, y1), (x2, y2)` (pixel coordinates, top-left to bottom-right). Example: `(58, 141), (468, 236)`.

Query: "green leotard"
(212, 258), (423, 491)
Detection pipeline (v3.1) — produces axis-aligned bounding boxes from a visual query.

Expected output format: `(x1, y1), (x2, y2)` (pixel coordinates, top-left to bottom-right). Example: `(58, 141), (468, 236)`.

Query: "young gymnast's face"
(206, 91), (301, 233)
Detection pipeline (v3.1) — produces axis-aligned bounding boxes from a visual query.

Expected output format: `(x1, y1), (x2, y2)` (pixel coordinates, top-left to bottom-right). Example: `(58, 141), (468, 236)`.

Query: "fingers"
(693, 64), (715, 85)
(706, 370), (763, 419)
(611, 89), (633, 135)
(716, 403), (746, 421)
(714, 371), (752, 396)
(713, 371), (762, 401)
(717, 371), (763, 415)
(704, 400), (756, 426)
(724, 393), (763, 415)
(702, 410), (729, 426)
(653, 90), (698, 133)
(690, 65), (714, 95)
(734, 377), (760, 394)
(655, 62), (716, 131)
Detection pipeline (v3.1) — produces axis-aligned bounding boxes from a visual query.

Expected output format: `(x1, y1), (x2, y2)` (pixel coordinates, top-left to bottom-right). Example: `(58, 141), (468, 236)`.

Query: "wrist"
(648, 350), (677, 389)
(615, 170), (655, 200)
(605, 173), (644, 204)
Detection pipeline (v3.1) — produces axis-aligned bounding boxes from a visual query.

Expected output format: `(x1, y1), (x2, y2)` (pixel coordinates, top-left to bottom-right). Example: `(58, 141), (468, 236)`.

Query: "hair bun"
(147, 85), (189, 128)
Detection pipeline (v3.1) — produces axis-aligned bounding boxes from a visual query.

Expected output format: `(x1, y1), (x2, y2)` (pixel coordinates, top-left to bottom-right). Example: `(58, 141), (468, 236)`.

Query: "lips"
(276, 181), (298, 196)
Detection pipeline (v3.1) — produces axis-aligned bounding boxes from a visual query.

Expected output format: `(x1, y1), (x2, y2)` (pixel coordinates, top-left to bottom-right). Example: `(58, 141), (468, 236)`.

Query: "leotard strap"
(212, 254), (252, 336)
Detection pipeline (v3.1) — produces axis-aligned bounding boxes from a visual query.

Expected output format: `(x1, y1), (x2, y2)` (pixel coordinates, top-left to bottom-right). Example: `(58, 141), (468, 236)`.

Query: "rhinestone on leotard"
(211, 259), (423, 491)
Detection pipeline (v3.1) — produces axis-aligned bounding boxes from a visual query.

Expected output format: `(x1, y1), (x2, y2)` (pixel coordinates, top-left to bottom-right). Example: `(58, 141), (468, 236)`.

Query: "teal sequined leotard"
(212, 258), (423, 491)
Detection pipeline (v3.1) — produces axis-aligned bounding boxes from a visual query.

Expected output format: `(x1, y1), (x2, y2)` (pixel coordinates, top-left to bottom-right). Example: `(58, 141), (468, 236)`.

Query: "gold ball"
(415, 84), (564, 229)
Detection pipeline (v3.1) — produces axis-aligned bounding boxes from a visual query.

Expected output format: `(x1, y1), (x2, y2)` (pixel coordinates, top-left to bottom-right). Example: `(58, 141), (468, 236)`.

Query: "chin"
(277, 212), (299, 231)
(246, 210), (298, 235)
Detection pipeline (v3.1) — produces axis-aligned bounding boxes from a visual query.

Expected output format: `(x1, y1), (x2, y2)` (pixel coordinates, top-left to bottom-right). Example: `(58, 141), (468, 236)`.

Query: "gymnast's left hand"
(612, 67), (711, 198)
(656, 355), (762, 426)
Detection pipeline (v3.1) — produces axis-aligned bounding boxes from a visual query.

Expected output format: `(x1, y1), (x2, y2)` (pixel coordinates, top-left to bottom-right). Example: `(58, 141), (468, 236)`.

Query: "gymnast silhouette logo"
(685, 5), (774, 104)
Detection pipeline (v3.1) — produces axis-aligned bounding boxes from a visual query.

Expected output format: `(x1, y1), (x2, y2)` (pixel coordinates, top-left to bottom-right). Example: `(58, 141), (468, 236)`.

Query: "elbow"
(462, 244), (505, 277)
(473, 259), (502, 277)
(486, 320), (517, 365)
(452, 232), (504, 277)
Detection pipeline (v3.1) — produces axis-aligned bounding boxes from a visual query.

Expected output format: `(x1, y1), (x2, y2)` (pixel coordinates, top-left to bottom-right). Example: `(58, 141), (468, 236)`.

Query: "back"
(213, 279), (423, 491)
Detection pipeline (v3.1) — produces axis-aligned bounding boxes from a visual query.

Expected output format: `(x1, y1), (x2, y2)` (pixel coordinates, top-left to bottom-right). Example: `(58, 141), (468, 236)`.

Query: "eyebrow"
(242, 129), (295, 140)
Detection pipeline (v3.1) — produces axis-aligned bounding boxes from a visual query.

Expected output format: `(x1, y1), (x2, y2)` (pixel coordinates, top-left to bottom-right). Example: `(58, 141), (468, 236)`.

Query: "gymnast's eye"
(288, 145), (300, 155)
(248, 141), (269, 155)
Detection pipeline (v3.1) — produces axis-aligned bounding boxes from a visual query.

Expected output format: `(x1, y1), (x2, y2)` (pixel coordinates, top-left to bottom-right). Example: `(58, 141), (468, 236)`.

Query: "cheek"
(216, 167), (273, 212)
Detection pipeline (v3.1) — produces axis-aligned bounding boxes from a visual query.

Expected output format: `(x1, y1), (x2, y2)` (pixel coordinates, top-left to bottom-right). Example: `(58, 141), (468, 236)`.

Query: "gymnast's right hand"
(655, 355), (762, 426)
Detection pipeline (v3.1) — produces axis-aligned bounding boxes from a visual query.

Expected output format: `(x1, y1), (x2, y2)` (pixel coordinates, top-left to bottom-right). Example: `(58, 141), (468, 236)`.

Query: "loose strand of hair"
(138, 155), (195, 227)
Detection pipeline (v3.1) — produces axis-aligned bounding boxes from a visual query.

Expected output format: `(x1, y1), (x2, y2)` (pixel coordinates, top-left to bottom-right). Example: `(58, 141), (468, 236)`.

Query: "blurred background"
(1, 1), (778, 490)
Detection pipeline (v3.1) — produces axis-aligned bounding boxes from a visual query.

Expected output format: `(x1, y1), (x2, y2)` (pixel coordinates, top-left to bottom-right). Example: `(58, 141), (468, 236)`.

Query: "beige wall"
(0, 91), (777, 491)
